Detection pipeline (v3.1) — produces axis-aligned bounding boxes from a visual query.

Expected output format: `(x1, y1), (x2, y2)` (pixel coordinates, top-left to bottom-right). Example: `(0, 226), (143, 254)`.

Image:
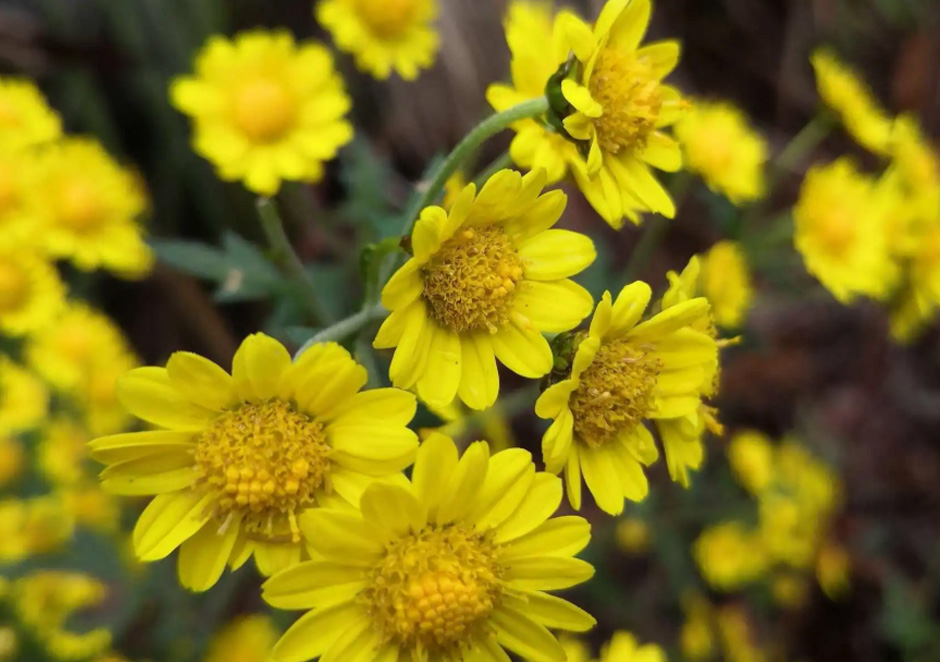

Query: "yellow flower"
(316, 0), (439, 81)
(550, 636), (590, 662)
(207, 614), (279, 662)
(693, 521), (768, 591)
(60, 486), (121, 535)
(31, 137), (153, 277)
(615, 516), (650, 554)
(679, 594), (714, 661)
(596, 631), (665, 662)
(674, 99), (767, 204)
(0, 150), (42, 247)
(171, 30), (353, 194)
(0, 356), (49, 436)
(555, 0), (685, 227)
(375, 169), (595, 410)
(0, 436), (24, 489)
(699, 240), (753, 329)
(794, 158), (898, 303)
(486, 1), (577, 184)
(726, 430), (774, 495)
(263, 432), (595, 662)
(715, 606), (766, 662)
(0, 248), (65, 336)
(535, 282), (716, 514)
(89, 333), (419, 591)
(811, 49), (893, 155)
(38, 417), (92, 486)
(0, 77), (62, 152)
(771, 573), (808, 610)
(816, 542), (850, 599)
(0, 496), (75, 562)
(0, 627), (16, 662)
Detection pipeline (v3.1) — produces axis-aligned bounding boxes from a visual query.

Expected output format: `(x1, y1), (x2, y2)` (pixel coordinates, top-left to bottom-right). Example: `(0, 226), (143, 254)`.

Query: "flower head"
(535, 282), (716, 514)
(674, 100), (767, 204)
(171, 30), (353, 194)
(375, 169), (595, 410)
(487, 1), (577, 184)
(794, 158), (898, 303)
(207, 614), (279, 662)
(597, 632), (666, 662)
(89, 333), (419, 590)
(0, 248), (65, 336)
(31, 137), (153, 277)
(0, 150), (42, 247)
(811, 49), (893, 155)
(555, 0), (685, 227)
(0, 77), (61, 152)
(698, 240), (754, 330)
(693, 521), (768, 591)
(263, 432), (595, 662)
(0, 356), (48, 436)
(316, 0), (439, 80)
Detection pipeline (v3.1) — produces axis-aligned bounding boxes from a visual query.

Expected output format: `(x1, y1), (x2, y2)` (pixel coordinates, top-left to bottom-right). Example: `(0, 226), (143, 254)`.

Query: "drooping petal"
(178, 516), (241, 592)
(415, 325), (462, 408)
(117, 367), (216, 431)
(458, 334), (500, 411)
(133, 491), (214, 561)
(580, 445), (624, 515)
(262, 560), (367, 610)
(166, 351), (238, 412)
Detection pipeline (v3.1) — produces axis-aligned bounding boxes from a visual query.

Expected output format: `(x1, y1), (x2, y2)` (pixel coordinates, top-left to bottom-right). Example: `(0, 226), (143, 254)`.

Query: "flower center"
(233, 79), (296, 143)
(816, 209), (855, 255)
(353, 0), (419, 38)
(56, 178), (104, 232)
(363, 522), (504, 658)
(0, 259), (29, 312)
(193, 400), (331, 542)
(422, 226), (525, 333)
(569, 338), (660, 446)
(589, 48), (662, 155)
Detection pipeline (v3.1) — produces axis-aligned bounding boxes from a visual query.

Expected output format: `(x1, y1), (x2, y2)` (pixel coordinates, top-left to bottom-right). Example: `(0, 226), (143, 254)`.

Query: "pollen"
(193, 399), (331, 542)
(589, 49), (663, 155)
(421, 226), (525, 334)
(232, 79), (297, 143)
(569, 338), (661, 447)
(363, 522), (504, 658)
(354, 0), (420, 38)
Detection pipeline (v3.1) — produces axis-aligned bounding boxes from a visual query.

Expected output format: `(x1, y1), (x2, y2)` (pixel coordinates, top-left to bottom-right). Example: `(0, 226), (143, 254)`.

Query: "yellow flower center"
(233, 79), (297, 143)
(816, 209), (855, 255)
(422, 227), (525, 333)
(363, 522), (503, 658)
(193, 400), (331, 542)
(589, 49), (662, 155)
(56, 179), (104, 232)
(0, 259), (28, 312)
(569, 338), (660, 446)
(354, 0), (420, 38)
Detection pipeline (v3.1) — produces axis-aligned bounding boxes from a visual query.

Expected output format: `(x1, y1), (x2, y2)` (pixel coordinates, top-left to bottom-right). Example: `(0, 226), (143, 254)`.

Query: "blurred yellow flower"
(727, 430), (774, 495)
(38, 417), (91, 486)
(0, 627), (16, 662)
(0, 436), (24, 489)
(811, 49), (893, 155)
(794, 158), (898, 303)
(487, 0), (576, 184)
(422, 399), (516, 453)
(375, 169), (595, 410)
(90, 333), (418, 590)
(716, 606), (767, 662)
(615, 516), (650, 554)
(699, 240), (754, 330)
(0, 496), (75, 563)
(206, 614), (279, 662)
(889, 114), (940, 218)
(316, 0), (439, 80)
(771, 573), (808, 609)
(552, 635), (591, 662)
(31, 137), (153, 278)
(0, 77), (62, 152)
(0, 150), (41, 247)
(556, 0), (685, 227)
(694, 521), (768, 591)
(675, 99), (767, 204)
(60, 485), (121, 535)
(597, 631), (665, 662)
(536, 282), (715, 514)
(816, 542), (851, 599)
(263, 433), (595, 662)
(0, 356), (49, 436)
(171, 30), (353, 195)
(0, 248), (65, 336)
(680, 594), (714, 661)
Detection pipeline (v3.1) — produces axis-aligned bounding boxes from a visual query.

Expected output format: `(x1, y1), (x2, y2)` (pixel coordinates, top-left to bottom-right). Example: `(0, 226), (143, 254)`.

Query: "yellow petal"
(381, 259), (424, 309)
(491, 607), (566, 662)
(518, 230), (596, 281)
(294, 349), (368, 417)
(328, 424), (418, 475)
(458, 334), (500, 411)
(320, 613), (379, 662)
(271, 602), (363, 662)
(628, 298), (710, 339)
(468, 448), (535, 530)
(513, 280), (594, 333)
(534, 382), (577, 420)
(557, 11), (596, 61)
(415, 325), (461, 408)
(324, 388), (416, 426)
(580, 445), (624, 515)
(564, 448), (582, 511)
(606, 0), (650, 50)
(610, 443), (650, 502)
(411, 207), (449, 262)
(387, 302), (430, 390)
(494, 473), (562, 543)
(166, 351), (238, 412)
(411, 432), (459, 519)
(436, 441), (490, 524)
(254, 541), (302, 576)
(299, 510), (382, 565)
(505, 556), (595, 591)
(117, 367), (215, 431)
(561, 80), (602, 118)
(133, 491), (214, 561)
(360, 483), (427, 539)
(178, 517), (241, 592)
(500, 592), (596, 632)
(637, 40), (681, 79)
(233, 333), (292, 401)
(504, 516), (591, 562)
(262, 560), (366, 610)
(88, 430), (195, 465)
(503, 190), (567, 243)
(541, 407), (574, 473)
(607, 282), (652, 338)
(100, 453), (197, 496)
(491, 320), (553, 378)
(643, 131), (682, 172)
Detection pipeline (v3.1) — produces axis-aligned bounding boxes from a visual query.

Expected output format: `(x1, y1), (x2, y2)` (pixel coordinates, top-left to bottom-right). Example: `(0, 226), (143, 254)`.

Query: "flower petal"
(299, 510), (383, 565)
(87, 430), (195, 464)
(607, 281), (652, 338)
(233, 333), (292, 401)
(494, 473), (563, 543)
(501, 592), (596, 632)
(436, 441), (490, 524)
(133, 491), (214, 561)
(491, 605), (566, 662)
(513, 280), (594, 333)
(505, 556), (595, 591)
(468, 448), (536, 530)
(178, 516), (241, 592)
(360, 483), (427, 539)
(580, 445), (624, 515)
(117, 367), (216, 431)
(271, 602), (364, 662)
(518, 230), (596, 281)
(328, 424), (418, 475)
(262, 560), (366, 610)
(458, 334), (500, 411)
(628, 298), (710, 339)
(561, 80), (602, 118)
(491, 321), (553, 378)
(166, 352), (238, 412)
(412, 432), (459, 519)
(503, 516), (591, 560)
(416, 325), (461, 408)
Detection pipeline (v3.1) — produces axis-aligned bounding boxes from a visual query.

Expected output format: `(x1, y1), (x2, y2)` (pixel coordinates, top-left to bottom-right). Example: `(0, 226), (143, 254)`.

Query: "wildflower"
(90, 333), (418, 590)
(487, 1), (577, 184)
(31, 137), (153, 277)
(554, 0), (685, 227)
(535, 282), (715, 514)
(771, 573), (808, 609)
(0, 77), (62, 152)
(38, 418), (92, 486)
(0, 436), (24, 489)
(0, 249), (65, 336)
(375, 169), (595, 410)
(715, 607), (766, 662)
(615, 516), (650, 554)
(0, 356), (49, 436)
(889, 221), (940, 342)
(60, 486), (121, 535)
(811, 49), (893, 155)
(675, 99), (767, 204)
(316, 0), (439, 80)
(171, 30), (353, 194)
(549, 636), (590, 662)
(888, 114), (940, 218)
(206, 615), (279, 662)
(263, 433), (595, 662)
(699, 241), (754, 329)
(693, 521), (768, 591)
(679, 594), (714, 661)
(726, 430), (774, 495)
(597, 632), (665, 662)
(793, 158), (898, 303)
(0, 497), (75, 562)
(0, 150), (41, 247)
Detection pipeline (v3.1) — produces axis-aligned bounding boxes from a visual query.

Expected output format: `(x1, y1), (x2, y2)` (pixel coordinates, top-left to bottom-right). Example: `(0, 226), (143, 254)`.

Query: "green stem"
(293, 303), (387, 357)
(256, 197), (334, 325)
(771, 113), (833, 185)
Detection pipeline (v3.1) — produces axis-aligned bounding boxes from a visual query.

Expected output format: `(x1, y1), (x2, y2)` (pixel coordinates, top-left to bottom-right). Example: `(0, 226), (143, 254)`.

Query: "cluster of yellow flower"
(680, 596), (770, 662)
(796, 51), (940, 341)
(694, 431), (849, 606)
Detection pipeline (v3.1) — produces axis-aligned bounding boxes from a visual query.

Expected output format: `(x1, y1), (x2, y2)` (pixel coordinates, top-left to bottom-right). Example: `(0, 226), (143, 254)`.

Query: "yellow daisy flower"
(0, 496), (74, 563)
(596, 632), (665, 662)
(316, 0), (439, 81)
(535, 282), (716, 515)
(888, 114), (940, 218)
(0, 436), (24, 489)
(794, 158), (898, 303)
(0, 150), (41, 247)
(890, 223), (940, 341)
(726, 430), (774, 496)
(263, 432), (596, 662)
(207, 614), (279, 662)
(555, 0), (685, 227)
(486, 0), (577, 184)
(89, 333), (419, 591)
(374, 169), (596, 410)
(31, 137), (153, 278)
(0, 77), (62, 152)
(38, 417), (92, 487)
(171, 30), (354, 195)
(693, 521), (768, 591)
(811, 49), (893, 155)
(816, 542), (850, 599)
(699, 240), (754, 330)
(0, 248), (65, 336)
(0, 356), (49, 436)
(674, 99), (767, 204)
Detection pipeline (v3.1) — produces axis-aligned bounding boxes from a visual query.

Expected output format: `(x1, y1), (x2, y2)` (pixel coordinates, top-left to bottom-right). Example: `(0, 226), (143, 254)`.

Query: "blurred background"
(2, 0), (940, 661)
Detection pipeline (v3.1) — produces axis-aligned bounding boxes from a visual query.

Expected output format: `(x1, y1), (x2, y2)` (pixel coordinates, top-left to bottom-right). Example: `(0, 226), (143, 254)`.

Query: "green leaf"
(151, 239), (229, 280)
